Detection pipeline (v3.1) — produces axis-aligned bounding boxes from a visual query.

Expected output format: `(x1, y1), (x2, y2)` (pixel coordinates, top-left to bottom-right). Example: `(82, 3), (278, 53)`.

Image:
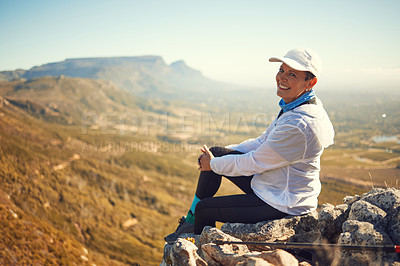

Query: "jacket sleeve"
(225, 128), (269, 153)
(211, 123), (306, 176)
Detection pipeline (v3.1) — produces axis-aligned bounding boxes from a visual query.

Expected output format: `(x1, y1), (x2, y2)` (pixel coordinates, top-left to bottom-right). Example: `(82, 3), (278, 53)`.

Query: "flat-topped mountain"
(0, 56), (239, 101)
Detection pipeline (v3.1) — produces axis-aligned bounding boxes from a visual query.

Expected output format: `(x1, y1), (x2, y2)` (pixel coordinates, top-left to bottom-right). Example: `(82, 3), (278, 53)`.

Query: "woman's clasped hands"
(197, 145), (214, 171)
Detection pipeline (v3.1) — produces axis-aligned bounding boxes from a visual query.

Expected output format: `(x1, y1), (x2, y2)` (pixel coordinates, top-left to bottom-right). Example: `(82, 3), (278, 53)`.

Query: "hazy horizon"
(1, 0), (399, 90)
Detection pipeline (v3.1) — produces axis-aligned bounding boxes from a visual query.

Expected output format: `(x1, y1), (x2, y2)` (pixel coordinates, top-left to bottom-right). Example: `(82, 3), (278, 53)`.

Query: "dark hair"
(305, 71), (315, 81)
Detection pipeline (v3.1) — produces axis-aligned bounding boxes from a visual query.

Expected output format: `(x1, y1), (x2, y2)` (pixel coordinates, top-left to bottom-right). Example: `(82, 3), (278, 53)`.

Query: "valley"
(1, 58), (399, 265)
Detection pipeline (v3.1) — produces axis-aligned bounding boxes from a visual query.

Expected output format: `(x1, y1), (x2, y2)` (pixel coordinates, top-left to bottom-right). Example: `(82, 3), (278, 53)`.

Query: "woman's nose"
(278, 73), (288, 81)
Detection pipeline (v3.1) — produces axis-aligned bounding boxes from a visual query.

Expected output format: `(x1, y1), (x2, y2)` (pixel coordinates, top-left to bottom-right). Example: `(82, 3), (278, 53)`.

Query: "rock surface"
(161, 188), (400, 265)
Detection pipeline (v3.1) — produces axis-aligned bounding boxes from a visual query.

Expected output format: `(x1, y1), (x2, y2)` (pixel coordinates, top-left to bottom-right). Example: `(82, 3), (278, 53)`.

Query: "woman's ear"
(308, 77), (317, 89)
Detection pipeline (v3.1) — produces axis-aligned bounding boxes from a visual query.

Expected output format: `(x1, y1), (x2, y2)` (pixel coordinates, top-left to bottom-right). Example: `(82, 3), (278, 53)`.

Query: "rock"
(317, 203), (349, 242)
(348, 200), (387, 230)
(201, 243), (247, 265)
(298, 262), (312, 266)
(343, 195), (360, 205)
(338, 220), (397, 265)
(221, 211), (319, 244)
(202, 241), (298, 266)
(162, 233), (202, 265)
(199, 247), (221, 266)
(339, 220), (393, 246)
(9, 209), (18, 219)
(122, 218), (138, 230)
(236, 258), (273, 266)
(200, 227), (250, 265)
(201, 245), (300, 265)
(361, 188), (400, 212)
(388, 207), (400, 244)
(162, 242), (173, 265)
(257, 249), (299, 266)
(170, 238), (207, 266)
(236, 257), (274, 265)
(162, 188), (400, 265)
(200, 226), (249, 251)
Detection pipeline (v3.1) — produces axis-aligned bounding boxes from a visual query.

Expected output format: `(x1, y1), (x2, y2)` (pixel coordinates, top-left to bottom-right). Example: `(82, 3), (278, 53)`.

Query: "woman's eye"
(289, 73), (296, 77)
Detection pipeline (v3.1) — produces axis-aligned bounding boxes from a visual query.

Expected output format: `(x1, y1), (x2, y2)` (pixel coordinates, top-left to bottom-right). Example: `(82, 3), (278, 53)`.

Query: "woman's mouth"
(279, 84), (290, 90)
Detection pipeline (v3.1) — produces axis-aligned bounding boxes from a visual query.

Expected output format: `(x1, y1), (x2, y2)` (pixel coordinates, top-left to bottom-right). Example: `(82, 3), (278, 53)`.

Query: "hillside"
(0, 84), (203, 264)
(1, 70), (400, 264)
(0, 76), (143, 124)
(0, 76), (265, 264)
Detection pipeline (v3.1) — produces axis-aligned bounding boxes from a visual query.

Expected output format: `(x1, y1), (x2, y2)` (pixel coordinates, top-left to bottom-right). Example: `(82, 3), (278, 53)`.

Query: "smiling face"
(276, 63), (317, 103)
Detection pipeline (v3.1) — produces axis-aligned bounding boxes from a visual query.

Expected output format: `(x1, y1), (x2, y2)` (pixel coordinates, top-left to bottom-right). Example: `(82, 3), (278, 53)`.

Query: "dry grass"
(1, 77), (400, 265)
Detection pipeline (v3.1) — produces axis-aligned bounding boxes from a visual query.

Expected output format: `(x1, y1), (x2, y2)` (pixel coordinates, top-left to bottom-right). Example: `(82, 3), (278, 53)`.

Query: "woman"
(165, 48), (334, 243)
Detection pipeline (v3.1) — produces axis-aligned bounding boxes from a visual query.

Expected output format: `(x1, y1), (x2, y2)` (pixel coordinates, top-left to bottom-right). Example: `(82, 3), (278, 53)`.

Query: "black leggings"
(194, 147), (288, 234)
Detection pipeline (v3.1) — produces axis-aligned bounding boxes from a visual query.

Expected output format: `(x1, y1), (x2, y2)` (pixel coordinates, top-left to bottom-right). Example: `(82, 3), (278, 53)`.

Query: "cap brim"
(269, 57), (308, 72)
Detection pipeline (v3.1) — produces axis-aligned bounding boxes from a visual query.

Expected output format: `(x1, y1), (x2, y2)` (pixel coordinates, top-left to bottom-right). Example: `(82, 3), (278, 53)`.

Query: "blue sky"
(1, 0), (399, 90)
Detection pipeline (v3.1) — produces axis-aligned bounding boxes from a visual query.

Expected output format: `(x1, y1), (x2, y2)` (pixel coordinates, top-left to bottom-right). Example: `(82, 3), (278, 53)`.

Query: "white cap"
(269, 48), (321, 78)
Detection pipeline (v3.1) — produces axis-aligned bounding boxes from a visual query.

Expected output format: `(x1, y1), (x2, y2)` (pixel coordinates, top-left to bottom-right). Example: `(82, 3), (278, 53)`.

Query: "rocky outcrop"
(162, 188), (400, 265)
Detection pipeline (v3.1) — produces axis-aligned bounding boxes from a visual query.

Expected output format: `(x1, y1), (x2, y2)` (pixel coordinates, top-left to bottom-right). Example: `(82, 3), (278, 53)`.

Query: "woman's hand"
(198, 145), (214, 171)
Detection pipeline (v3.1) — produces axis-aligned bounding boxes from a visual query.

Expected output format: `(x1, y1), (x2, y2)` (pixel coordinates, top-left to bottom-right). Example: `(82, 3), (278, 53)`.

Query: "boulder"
(338, 220), (397, 265)
(256, 249), (299, 266)
(339, 220), (393, 246)
(317, 203), (349, 242)
(388, 207), (400, 244)
(221, 211), (319, 244)
(348, 200), (387, 230)
(162, 188), (400, 265)
(361, 188), (400, 213)
(162, 238), (206, 266)
(200, 227), (250, 265)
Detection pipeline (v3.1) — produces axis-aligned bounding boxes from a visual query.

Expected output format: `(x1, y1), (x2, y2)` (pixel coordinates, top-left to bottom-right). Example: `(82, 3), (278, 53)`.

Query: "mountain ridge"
(0, 55), (246, 102)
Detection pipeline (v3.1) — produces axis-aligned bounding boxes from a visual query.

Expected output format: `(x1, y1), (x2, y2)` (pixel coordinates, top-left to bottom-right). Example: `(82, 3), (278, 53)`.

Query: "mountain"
(0, 56), (241, 102)
(0, 75), (204, 120)
(0, 56), (280, 120)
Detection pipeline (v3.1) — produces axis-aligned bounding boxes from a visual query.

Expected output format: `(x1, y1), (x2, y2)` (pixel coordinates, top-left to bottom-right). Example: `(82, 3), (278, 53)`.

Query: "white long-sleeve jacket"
(210, 97), (334, 215)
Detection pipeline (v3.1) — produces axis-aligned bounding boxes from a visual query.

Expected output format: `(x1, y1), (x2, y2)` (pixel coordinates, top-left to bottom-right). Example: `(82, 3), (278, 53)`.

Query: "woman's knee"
(194, 199), (219, 233)
(209, 146), (225, 157)
(209, 146), (243, 157)
(194, 198), (207, 214)
(194, 197), (216, 215)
